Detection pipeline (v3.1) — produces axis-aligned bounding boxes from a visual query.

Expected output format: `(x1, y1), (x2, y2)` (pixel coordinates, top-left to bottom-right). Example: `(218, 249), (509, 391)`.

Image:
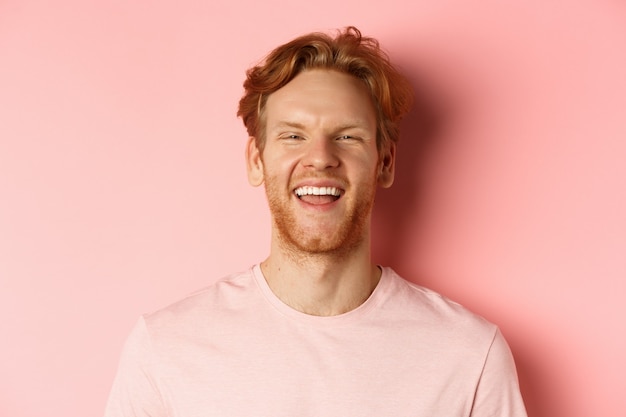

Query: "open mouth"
(294, 186), (342, 204)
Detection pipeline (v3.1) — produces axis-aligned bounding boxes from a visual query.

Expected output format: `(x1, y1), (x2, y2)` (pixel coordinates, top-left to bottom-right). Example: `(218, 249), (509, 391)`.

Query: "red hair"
(237, 26), (414, 152)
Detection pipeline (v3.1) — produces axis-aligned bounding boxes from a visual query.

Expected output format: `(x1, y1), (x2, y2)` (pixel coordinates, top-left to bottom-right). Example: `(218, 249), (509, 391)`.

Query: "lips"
(294, 186), (342, 205)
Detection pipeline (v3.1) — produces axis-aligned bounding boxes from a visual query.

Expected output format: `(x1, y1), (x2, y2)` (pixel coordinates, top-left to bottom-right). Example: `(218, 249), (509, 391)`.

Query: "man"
(105, 27), (527, 416)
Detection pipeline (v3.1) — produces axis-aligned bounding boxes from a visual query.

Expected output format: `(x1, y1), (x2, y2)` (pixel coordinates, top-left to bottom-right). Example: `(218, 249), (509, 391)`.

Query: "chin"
(277, 223), (366, 256)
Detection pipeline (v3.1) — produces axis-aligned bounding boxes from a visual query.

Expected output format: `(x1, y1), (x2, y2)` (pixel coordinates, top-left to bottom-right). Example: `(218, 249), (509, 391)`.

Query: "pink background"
(1, 1), (625, 416)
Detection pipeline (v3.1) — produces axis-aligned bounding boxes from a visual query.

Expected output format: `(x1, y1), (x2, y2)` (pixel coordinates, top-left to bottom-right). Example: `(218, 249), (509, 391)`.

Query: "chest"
(155, 323), (478, 417)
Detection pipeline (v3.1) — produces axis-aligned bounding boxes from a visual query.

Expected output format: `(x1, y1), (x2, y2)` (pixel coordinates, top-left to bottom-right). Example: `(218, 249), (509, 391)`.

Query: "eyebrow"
(272, 121), (307, 131)
(270, 120), (370, 132)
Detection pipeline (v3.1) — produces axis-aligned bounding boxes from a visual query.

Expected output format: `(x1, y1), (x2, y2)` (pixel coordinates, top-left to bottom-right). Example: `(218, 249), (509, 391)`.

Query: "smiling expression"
(246, 69), (395, 256)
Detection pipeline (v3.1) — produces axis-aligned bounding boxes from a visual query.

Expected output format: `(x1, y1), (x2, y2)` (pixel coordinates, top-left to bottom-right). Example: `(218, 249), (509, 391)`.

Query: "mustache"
(288, 173), (349, 189)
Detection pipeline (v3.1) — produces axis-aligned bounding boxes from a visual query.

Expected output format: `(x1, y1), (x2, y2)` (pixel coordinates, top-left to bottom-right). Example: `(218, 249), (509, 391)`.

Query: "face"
(246, 69), (395, 256)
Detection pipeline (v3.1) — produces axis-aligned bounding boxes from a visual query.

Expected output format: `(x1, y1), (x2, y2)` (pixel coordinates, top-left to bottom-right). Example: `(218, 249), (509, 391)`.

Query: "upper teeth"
(295, 186), (341, 197)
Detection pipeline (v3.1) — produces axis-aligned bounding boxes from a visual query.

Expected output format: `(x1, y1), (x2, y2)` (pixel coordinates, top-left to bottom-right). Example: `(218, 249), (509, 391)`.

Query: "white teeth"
(295, 186), (341, 197)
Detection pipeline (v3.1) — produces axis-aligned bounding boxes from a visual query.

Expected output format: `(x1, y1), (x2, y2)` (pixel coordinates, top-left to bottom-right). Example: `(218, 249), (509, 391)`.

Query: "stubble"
(264, 173), (377, 260)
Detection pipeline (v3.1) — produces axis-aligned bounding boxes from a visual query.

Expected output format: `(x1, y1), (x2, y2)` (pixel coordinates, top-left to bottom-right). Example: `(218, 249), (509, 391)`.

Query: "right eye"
(281, 134), (303, 140)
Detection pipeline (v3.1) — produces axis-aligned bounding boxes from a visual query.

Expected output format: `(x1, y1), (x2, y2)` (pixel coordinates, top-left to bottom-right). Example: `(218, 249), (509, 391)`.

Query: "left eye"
(337, 135), (354, 140)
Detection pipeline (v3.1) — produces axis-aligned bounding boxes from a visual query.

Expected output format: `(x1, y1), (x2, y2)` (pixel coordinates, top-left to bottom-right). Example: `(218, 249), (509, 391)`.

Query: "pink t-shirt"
(104, 265), (527, 416)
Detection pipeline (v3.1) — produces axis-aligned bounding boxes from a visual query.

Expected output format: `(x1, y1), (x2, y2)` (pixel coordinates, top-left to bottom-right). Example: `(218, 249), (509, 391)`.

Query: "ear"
(246, 136), (264, 187)
(377, 142), (396, 188)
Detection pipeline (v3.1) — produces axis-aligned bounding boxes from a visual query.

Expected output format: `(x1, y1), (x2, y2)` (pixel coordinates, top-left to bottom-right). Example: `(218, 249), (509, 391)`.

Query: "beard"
(264, 173), (377, 257)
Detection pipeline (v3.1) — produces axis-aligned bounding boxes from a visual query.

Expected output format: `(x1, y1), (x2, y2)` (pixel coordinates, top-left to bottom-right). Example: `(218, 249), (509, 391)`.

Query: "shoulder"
(140, 267), (258, 338)
(379, 267), (498, 345)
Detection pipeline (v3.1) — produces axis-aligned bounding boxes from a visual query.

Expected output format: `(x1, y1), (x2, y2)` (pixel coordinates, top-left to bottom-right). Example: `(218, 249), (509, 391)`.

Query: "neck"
(260, 237), (380, 316)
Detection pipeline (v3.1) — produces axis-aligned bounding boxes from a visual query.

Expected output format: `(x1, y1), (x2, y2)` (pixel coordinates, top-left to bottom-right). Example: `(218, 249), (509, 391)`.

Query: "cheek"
(352, 154), (380, 178)
(261, 156), (296, 185)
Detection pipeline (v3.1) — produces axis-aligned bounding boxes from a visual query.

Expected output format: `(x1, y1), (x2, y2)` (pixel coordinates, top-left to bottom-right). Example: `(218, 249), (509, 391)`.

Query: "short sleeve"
(470, 328), (528, 417)
(104, 317), (167, 417)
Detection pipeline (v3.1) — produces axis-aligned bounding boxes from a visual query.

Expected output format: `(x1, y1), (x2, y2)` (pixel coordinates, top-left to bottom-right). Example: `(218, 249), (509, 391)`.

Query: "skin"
(246, 69), (395, 316)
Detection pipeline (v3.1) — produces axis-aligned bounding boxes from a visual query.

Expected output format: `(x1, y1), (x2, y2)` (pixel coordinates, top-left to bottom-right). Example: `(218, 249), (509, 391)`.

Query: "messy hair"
(237, 26), (414, 152)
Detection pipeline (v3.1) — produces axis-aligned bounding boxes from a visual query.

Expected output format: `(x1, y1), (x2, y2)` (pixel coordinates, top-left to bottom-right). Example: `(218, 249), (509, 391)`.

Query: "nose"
(301, 137), (339, 170)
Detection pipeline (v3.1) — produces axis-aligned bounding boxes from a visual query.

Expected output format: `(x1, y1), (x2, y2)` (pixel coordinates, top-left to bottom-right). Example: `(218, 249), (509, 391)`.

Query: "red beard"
(264, 172), (377, 257)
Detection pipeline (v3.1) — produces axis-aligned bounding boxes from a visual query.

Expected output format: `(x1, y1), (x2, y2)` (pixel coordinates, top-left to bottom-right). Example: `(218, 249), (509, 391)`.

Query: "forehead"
(264, 69), (376, 131)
